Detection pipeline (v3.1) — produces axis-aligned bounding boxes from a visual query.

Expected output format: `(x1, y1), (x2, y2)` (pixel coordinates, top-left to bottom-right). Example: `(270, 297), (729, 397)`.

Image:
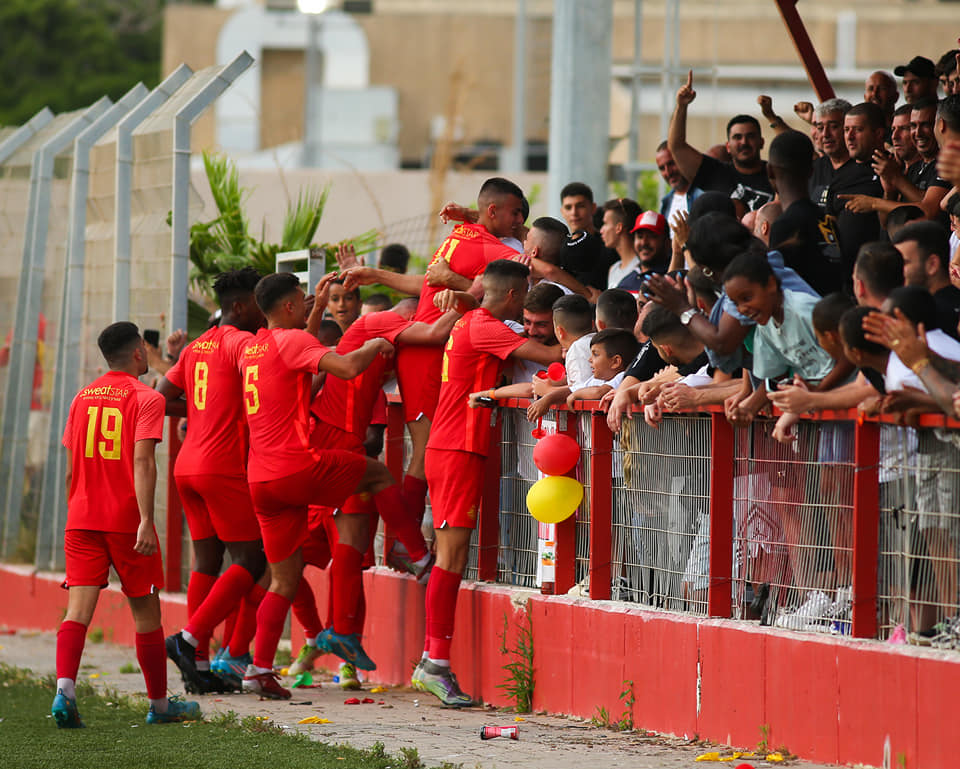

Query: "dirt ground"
(0, 630), (848, 769)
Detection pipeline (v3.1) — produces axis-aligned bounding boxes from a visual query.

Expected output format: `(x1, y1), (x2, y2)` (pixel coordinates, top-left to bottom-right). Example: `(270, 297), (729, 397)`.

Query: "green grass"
(0, 664), (436, 769)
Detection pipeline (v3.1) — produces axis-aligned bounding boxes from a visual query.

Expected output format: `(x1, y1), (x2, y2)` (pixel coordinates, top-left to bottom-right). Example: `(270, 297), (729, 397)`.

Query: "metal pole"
(303, 13), (320, 167)
(626, 0), (643, 197)
(507, 0), (527, 173)
(547, 0), (614, 216)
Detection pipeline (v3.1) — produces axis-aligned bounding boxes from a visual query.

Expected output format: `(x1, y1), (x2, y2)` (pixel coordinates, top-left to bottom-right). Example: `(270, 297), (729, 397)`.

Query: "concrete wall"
(164, 1), (960, 166)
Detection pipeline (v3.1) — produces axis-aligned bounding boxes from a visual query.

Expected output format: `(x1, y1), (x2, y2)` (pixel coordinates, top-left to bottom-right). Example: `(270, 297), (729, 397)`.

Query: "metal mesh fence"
(572, 411), (592, 591)
(495, 407), (541, 588)
(612, 413), (712, 615)
(878, 425), (960, 648)
(731, 418), (855, 634)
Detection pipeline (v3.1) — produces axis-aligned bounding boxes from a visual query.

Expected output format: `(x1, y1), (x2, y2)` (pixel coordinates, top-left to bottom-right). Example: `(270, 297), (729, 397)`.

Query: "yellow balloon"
(526, 476), (583, 523)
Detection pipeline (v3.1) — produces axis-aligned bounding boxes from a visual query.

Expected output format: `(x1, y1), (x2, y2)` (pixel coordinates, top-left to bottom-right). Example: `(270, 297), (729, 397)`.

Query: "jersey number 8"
(193, 361), (209, 410)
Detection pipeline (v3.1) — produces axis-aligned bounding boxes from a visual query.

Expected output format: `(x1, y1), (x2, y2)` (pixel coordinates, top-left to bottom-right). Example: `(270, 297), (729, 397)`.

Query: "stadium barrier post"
(165, 416), (183, 592)
(852, 417), (880, 638)
(478, 408), (503, 581)
(588, 406), (613, 600)
(708, 410), (734, 617)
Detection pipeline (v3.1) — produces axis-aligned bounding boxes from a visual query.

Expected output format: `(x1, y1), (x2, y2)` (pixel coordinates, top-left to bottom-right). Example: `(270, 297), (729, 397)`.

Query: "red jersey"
(398, 223), (517, 419)
(426, 308), (526, 455)
(62, 371), (165, 533)
(313, 310), (409, 440)
(240, 327), (330, 483)
(165, 324), (252, 477)
(414, 222), (518, 325)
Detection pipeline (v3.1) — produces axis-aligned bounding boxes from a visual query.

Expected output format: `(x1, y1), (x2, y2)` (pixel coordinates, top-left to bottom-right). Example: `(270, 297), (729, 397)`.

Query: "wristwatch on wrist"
(680, 307), (699, 326)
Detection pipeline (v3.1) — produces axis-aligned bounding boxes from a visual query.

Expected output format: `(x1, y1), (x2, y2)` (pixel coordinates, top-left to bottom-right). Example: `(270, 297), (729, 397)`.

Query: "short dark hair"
(688, 191), (737, 223)
(560, 182), (594, 203)
(255, 272), (301, 314)
(379, 243), (410, 273)
(686, 264), (720, 300)
(911, 96), (940, 113)
(591, 328), (640, 366)
(839, 307), (887, 356)
(524, 282), (565, 313)
(601, 198), (643, 231)
(854, 241), (904, 299)
(530, 216), (570, 263)
(948, 193), (960, 218)
(894, 103), (914, 118)
(886, 205), (926, 237)
(886, 286), (939, 331)
(722, 248), (777, 287)
(97, 321), (141, 366)
(937, 49), (959, 77)
(478, 177), (524, 207)
(892, 221), (952, 276)
(596, 288), (639, 330)
(317, 319), (343, 347)
(687, 213), (755, 273)
(640, 302), (688, 344)
(937, 94), (960, 135)
(656, 139), (669, 153)
(726, 114), (761, 136)
(812, 292), (855, 335)
(361, 293), (392, 312)
(552, 294), (594, 336)
(214, 267), (262, 309)
(768, 130), (814, 177)
(482, 258), (530, 297)
(846, 102), (887, 131)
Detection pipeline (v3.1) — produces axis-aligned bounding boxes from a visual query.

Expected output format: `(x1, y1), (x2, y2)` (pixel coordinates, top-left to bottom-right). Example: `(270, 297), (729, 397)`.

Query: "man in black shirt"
(809, 99), (853, 205)
(767, 131), (842, 296)
(668, 70), (773, 213)
(558, 182), (617, 291)
(893, 56), (940, 106)
(893, 220), (960, 338)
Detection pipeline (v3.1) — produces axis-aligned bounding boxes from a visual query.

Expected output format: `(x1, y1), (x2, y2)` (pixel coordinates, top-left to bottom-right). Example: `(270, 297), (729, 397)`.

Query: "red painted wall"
(4, 562), (955, 768)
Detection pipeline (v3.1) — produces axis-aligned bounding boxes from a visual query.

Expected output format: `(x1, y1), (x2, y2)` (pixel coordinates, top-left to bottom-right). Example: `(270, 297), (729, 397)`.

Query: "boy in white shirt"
(568, 329), (640, 405)
(528, 294), (595, 420)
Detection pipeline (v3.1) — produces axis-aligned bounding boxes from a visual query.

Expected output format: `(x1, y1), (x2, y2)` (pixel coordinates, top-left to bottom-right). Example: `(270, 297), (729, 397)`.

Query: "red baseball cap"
(630, 210), (667, 236)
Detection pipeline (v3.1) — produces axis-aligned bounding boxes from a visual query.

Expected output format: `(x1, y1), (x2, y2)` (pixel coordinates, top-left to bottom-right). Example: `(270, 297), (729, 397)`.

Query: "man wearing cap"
(615, 212), (671, 292)
(668, 71), (774, 214)
(895, 56), (940, 105)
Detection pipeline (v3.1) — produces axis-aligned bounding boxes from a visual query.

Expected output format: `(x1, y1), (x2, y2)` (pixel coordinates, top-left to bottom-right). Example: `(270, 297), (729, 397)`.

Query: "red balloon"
(532, 433), (580, 476)
(547, 362), (566, 381)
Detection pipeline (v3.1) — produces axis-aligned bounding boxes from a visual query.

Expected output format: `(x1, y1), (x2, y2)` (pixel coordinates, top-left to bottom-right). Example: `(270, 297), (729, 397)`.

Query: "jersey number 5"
(84, 406), (122, 460)
(243, 365), (260, 415)
(193, 361), (209, 410)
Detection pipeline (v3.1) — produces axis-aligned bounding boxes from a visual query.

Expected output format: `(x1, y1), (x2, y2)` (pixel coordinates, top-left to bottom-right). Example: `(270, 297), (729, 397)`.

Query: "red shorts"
(424, 448), (485, 529)
(302, 506), (333, 568)
(63, 529), (164, 597)
(396, 346), (443, 423)
(250, 450), (367, 563)
(175, 472), (260, 543)
(309, 421), (377, 517)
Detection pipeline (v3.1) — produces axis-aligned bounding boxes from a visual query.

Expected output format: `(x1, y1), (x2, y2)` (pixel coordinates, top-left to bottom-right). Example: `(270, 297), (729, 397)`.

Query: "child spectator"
(596, 288), (639, 330)
(527, 294), (595, 420)
(567, 328), (640, 405)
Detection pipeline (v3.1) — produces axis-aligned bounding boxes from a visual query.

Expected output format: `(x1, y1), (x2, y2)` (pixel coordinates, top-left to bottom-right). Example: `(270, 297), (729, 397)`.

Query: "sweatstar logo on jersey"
(452, 224), (478, 239)
(243, 342), (269, 359)
(80, 384), (129, 402)
(192, 339), (221, 353)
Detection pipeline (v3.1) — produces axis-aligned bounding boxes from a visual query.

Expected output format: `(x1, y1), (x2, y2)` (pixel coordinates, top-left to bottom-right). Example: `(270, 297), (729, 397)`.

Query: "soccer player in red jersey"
(239, 272), (427, 699)
(157, 268), (270, 693)
(52, 322), (200, 727)
(290, 295), (476, 681)
(341, 178), (527, 524)
(413, 260), (562, 706)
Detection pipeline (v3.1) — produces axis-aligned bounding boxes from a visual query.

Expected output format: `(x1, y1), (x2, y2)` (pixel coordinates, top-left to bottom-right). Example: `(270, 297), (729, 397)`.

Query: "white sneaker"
(775, 590), (831, 630)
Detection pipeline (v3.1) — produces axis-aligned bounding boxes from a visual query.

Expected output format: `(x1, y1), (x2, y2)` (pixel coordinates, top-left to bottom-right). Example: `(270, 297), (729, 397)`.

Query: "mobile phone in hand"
(144, 329), (160, 347)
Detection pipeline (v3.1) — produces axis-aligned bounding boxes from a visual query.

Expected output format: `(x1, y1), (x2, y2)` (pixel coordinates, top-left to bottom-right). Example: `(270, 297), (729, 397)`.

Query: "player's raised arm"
(319, 337), (394, 379)
(306, 272), (338, 337)
(340, 265), (425, 296)
(667, 69), (705, 186)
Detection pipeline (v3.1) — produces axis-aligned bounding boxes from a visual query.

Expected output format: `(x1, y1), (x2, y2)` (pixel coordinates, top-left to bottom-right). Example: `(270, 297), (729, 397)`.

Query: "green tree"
(0, 0), (213, 125)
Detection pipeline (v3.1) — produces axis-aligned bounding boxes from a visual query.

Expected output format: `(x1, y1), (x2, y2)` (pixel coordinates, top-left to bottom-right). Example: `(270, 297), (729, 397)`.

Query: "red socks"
(186, 565), (254, 642)
(402, 474), (428, 525)
(135, 628), (167, 700)
(253, 591), (291, 670)
(331, 543), (365, 635)
(186, 571), (217, 659)
(56, 621), (87, 682)
(220, 605), (239, 653)
(228, 582), (266, 658)
(292, 577), (324, 640)
(425, 566), (462, 661)
(373, 485), (427, 562)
